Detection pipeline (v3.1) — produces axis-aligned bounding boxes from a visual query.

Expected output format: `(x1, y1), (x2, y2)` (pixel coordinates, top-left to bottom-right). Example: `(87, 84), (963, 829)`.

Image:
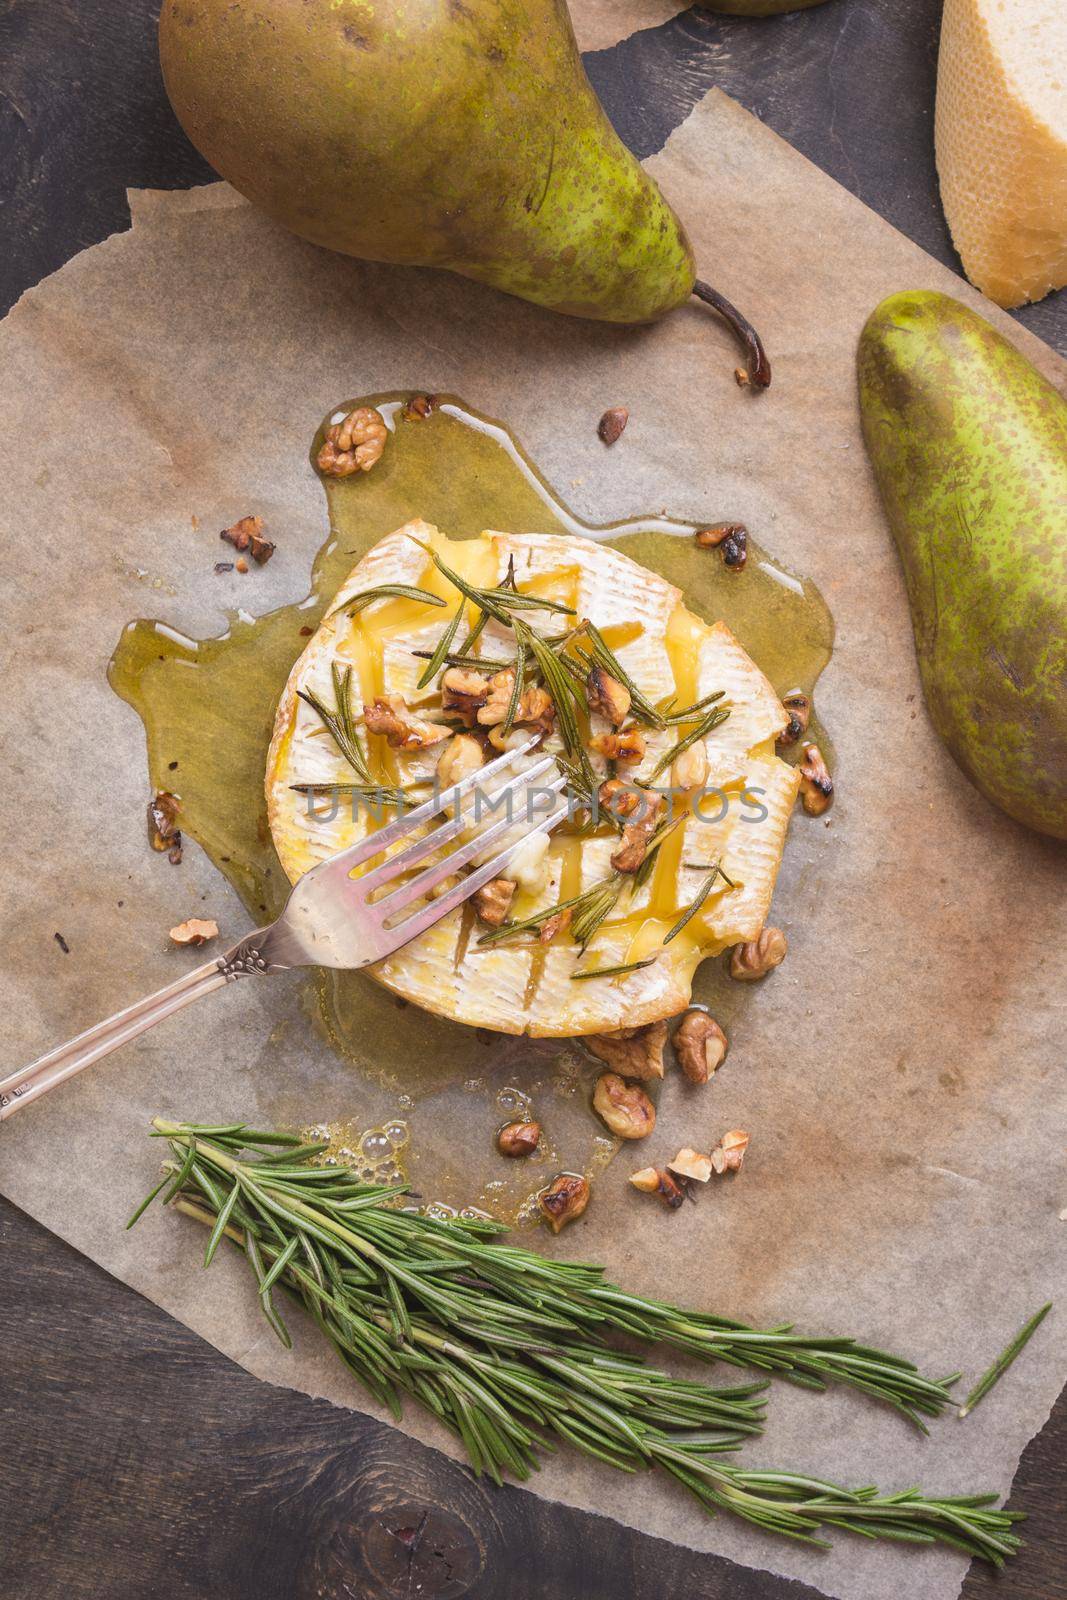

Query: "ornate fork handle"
(0, 932), (274, 1120)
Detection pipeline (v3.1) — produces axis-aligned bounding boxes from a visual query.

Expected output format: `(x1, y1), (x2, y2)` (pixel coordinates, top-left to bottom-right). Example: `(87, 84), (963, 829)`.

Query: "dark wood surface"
(0, 2), (1064, 1597)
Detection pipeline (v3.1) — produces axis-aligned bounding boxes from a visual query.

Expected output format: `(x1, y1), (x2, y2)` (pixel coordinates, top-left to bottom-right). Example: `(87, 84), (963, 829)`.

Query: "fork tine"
(356, 753), (557, 895)
(303, 735), (541, 880)
(385, 796), (571, 942)
(374, 773), (566, 918)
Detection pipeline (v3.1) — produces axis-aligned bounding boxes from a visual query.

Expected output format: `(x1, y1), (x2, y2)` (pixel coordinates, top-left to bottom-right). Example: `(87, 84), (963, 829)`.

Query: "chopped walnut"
(729, 926), (787, 981)
(472, 877), (516, 927)
(597, 406), (629, 446)
(441, 666), (490, 724)
(711, 1129), (749, 1174)
(402, 393), (438, 420)
(798, 741), (834, 816)
(589, 729), (645, 765)
(776, 690), (812, 748)
(168, 918), (219, 947)
(586, 665), (631, 727)
(667, 1147), (713, 1183)
(538, 906), (572, 944)
(610, 792), (666, 874)
(316, 407), (388, 477)
(477, 670), (555, 734)
(671, 743), (708, 790)
(364, 696), (451, 750)
(585, 1020), (667, 1081)
(539, 1173), (590, 1233)
(629, 1167), (686, 1208)
(497, 1120), (541, 1158)
(220, 514), (261, 552)
(597, 778), (642, 821)
(592, 1072), (656, 1140)
(696, 521), (748, 570)
(672, 1011), (728, 1084)
(436, 732), (484, 787)
(148, 791), (182, 864)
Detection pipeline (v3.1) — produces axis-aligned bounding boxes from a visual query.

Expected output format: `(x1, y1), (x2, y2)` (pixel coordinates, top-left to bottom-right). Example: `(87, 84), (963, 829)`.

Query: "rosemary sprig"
(289, 781), (418, 811)
(649, 704), (732, 783)
(501, 634), (527, 737)
(513, 617), (587, 766)
(477, 874), (622, 949)
(330, 583), (447, 621)
(297, 662), (372, 782)
(577, 622), (665, 729)
(958, 1302), (1052, 1419)
(659, 689), (727, 726)
(131, 1123), (1021, 1566)
(633, 812), (686, 889)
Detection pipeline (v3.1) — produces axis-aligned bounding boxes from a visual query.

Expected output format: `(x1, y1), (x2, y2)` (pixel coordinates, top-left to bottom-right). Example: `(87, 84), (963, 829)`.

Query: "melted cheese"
(266, 524), (799, 1037)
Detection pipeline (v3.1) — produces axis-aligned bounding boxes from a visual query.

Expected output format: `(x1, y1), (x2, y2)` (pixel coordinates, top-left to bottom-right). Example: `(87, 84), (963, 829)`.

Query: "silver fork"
(0, 738), (567, 1120)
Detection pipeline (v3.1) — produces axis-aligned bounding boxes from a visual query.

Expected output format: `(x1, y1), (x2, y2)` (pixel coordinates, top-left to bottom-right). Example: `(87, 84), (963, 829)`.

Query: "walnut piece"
(364, 696), (451, 750)
(592, 1072), (656, 1140)
(441, 667), (490, 724)
(589, 729), (645, 765)
(711, 1129), (750, 1174)
(316, 407), (388, 477)
(539, 1173), (590, 1233)
(798, 741), (834, 816)
(597, 406), (629, 446)
(436, 733), (484, 787)
(610, 792), (666, 874)
(497, 1120), (541, 1158)
(147, 791), (182, 864)
(402, 393), (438, 420)
(671, 744), (708, 790)
(695, 521), (748, 570)
(477, 669), (555, 734)
(219, 514), (274, 565)
(598, 778), (642, 821)
(538, 906), (572, 944)
(672, 1011), (728, 1083)
(776, 690), (812, 748)
(667, 1147), (713, 1183)
(629, 1167), (686, 1208)
(586, 665), (631, 727)
(729, 926), (787, 981)
(168, 918), (219, 947)
(472, 877), (516, 927)
(585, 1021), (667, 1081)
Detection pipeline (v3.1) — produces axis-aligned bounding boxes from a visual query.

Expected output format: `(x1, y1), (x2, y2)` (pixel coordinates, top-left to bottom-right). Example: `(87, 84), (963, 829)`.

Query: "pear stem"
(692, 279), (772, 390)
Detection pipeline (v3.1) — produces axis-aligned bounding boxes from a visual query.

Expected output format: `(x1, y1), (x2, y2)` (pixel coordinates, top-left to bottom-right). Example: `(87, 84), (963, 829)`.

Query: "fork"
(0, 738), (567, 1120)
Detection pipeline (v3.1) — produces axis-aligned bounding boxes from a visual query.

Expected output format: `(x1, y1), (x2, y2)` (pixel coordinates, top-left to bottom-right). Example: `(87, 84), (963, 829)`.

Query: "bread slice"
(936, 0), (1067, 308)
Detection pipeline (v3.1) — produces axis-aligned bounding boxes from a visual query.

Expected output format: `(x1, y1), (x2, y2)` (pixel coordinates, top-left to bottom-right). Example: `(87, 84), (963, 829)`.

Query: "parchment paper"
(571, 0), (682, 53)
(0, 90), (1064, 1600)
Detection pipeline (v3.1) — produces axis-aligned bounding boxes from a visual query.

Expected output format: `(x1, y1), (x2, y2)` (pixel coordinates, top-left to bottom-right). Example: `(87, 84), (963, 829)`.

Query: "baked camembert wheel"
(266, 521), (800, 1036)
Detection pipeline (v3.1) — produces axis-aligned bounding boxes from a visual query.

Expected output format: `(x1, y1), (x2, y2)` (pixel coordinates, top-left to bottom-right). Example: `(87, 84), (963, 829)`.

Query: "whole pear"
(158, 0), (767, 378)
(858, 290), (1067, 839)
(696, 1), (831, 13)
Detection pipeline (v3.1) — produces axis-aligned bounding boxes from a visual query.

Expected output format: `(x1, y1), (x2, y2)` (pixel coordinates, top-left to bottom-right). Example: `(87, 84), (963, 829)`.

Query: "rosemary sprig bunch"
(131, 1123), (1021, 1566)
(297, 661), (372, 781)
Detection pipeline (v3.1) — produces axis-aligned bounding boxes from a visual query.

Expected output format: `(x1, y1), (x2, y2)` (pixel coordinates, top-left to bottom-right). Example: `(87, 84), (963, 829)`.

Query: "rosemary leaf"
(571, 958), (657, 981)
(416, 600), (465, 690)
(330, 584), (447, 621)
(663, 861), (732, 945)
(296, 663), (372, 782)
(501, 636), (527, 737)
(958, 1302), (1052, 1418)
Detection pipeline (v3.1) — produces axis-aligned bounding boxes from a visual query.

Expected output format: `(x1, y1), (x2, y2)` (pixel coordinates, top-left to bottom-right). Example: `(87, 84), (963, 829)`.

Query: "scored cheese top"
(266, 522), (800, 1037)
(936, 0), (1067, 308)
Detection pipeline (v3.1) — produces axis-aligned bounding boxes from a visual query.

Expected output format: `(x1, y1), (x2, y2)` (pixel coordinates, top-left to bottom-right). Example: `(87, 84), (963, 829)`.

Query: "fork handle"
(0, 938), (261, 1120)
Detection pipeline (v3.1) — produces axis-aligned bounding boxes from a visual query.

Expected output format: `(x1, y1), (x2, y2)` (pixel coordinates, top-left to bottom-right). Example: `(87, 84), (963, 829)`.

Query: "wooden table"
(1, 2), (1064, 1596)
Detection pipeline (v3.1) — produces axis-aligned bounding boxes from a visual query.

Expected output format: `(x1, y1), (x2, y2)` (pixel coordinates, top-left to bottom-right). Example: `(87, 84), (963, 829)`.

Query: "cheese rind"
(936, 0), (1067, 308)
(266, 525), (799, 1037)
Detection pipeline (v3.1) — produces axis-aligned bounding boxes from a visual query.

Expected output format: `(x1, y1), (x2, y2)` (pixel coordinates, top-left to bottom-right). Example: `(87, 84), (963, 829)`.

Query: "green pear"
(158, 0), (768, 383)
(696, 1), (832, 13)
(858, 290), (1067, 839)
